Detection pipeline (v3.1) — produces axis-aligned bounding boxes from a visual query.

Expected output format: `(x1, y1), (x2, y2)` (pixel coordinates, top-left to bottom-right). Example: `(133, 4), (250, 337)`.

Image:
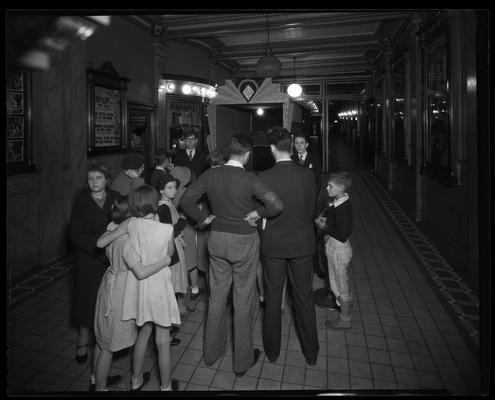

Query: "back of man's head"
(269, 128), (292, 153)
(229, 134), (253, 156)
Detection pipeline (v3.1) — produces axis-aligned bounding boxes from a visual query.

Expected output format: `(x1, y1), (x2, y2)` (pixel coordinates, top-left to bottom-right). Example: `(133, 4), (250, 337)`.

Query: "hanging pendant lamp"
(256, 14), (281, 78)
(287, 56), (302, 98)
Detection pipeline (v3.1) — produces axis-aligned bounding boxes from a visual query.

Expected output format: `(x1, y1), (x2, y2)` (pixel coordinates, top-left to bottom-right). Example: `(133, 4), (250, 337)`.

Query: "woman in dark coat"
(70, 163), (119, 365)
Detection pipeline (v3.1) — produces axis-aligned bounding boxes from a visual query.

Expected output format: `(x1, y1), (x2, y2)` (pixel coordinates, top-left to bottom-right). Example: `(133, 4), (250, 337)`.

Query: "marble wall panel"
(7, 189), (40, 277)
(37, 52), (66, 265)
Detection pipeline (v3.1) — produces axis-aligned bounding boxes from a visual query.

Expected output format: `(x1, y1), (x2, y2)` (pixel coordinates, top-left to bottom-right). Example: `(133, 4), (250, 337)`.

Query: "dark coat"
(69, 189), (119, 328)
(291, 152), (322, 194)
(258, 161), (316, 258)
(173, 149), (208, 181)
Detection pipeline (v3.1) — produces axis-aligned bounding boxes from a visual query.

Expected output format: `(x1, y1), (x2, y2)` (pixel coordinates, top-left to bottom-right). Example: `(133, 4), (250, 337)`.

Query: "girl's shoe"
(89, 374), (122, 392)
(131, 372), (151, 391)
(170, 337), (181, 346)
(160, 379), (179, 391)
(75, 344), (88, 364)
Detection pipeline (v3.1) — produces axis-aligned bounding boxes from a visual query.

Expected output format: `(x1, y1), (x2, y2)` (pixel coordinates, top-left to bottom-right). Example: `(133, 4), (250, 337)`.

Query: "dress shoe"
(170, 337), (181, 346)
(266, 354), (278, 363)
(306, 357), (317, 366)
(75, 344), (88, 364)
(131, 371), (151, 391)
(235, 348), (261, 377)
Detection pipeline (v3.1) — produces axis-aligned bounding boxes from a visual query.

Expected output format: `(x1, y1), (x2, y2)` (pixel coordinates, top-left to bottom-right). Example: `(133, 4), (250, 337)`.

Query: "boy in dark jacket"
(316, 171), (353, 329)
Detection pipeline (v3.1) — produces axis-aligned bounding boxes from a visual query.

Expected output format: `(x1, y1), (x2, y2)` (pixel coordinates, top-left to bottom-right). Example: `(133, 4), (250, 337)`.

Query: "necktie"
(188, 151), (193, 160)
(299, 154), (304, 165)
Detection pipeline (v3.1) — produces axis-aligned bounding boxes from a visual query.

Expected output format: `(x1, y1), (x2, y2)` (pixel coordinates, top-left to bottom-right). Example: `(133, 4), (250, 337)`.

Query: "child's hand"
(203, 214), (216, 225)
(244, 210), (260, 227)
(315, 217), (326, 230)
(176, 234), (186, 248)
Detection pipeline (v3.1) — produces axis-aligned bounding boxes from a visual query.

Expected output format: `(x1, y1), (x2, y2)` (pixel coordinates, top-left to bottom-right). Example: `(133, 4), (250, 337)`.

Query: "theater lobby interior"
(6, 10), (490, 396)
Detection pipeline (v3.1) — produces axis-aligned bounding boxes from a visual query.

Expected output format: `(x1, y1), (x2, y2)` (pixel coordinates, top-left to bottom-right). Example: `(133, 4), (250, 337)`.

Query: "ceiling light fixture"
(287, 56), (302, 98)
(256, 14), (281, 78)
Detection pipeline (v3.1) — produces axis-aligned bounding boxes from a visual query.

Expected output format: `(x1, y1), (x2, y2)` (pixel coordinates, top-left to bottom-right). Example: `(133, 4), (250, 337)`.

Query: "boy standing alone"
(316, 171), (353, 329)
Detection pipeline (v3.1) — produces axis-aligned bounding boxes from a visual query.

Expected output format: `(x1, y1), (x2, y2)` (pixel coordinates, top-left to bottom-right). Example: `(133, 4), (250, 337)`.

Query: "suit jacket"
(291, 152), (322, 193)
(173, 149), (208, 181)
(258, 160), (316, 258)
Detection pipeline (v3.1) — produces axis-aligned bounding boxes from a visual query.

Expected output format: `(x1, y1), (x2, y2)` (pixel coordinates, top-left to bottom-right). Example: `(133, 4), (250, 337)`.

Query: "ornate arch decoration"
(206, 78), (293, 151)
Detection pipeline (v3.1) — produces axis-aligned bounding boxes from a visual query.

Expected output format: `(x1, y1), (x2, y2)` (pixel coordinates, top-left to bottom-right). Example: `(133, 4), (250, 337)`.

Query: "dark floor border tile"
(359, 171), (479, 360)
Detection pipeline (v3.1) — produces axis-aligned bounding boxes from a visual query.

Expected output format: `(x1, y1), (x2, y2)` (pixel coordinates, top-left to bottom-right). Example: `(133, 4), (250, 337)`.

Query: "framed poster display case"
(391, 49), (407, 162)
(419, 13), (457, 185)
(87, 61), (129, 154)
(6, 69), (36, 174)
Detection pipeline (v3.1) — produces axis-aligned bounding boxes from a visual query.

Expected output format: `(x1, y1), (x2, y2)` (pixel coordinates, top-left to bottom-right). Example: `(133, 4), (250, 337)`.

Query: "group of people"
(69, 127), (354, 391)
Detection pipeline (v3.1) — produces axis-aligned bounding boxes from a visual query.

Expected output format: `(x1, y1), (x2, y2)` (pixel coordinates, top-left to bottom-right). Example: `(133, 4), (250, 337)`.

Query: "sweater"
(320, 199), (353, 243)
(179, 164), (284, 235)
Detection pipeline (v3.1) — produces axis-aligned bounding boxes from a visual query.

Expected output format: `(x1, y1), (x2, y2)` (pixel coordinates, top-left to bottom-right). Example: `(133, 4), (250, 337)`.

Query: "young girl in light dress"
(97, 185), (180, 391)
(156, 174), (189, 316)
(93, 195), (172, 391)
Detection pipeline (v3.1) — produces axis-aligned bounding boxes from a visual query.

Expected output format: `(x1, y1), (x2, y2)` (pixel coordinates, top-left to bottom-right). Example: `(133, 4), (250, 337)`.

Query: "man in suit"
(173, 129), (208, 182)
(180, 134), (284, 377)
(173, 129), (209, 300)
(291, 132), (322, 192)
(291, 132), (326, 279)
(255, 128), (319, 366)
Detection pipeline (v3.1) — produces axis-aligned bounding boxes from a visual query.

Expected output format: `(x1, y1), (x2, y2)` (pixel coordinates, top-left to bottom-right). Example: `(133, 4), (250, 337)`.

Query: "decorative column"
(154, 40), (169, 150)
(383, 49), (394, 190)
(321, 98), (329, 172)
(407, 14), (423, 222)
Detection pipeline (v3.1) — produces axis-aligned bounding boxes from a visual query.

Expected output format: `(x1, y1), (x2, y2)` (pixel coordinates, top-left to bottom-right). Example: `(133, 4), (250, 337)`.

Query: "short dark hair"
(229, 134), (253, 156)
(128, 185), (159, 217)
(155, 174), (180, 192)
(269, 127), (292, 152)
(207, 149), (227, 166)
(183, 129), (198, 139)
(154, 148), (174, 164)
(111, 195), (130, 224)
(328, 171), (352, 191)
(87, 163), (111, 183)
(122, 152), (145, 170)
(293, 132), (309, 142)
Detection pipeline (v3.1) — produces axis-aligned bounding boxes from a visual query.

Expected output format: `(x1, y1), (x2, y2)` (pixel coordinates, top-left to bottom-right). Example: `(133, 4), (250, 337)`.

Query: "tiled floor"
(7, 143), (482, 395)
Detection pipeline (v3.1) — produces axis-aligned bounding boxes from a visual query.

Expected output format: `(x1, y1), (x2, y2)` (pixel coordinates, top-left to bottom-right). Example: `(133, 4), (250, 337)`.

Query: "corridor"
(6, 138), (481, 395)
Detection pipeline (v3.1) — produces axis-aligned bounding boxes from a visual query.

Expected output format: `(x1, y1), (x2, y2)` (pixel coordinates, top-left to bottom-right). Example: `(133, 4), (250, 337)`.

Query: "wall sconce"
(6, 15), (110, 71)
(163, 79), (217, 100)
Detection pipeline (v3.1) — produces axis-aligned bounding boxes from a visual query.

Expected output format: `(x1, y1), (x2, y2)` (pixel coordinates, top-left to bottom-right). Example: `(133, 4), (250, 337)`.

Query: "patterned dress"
(94, 222), (137, 352)
(121, 217), (181, 327)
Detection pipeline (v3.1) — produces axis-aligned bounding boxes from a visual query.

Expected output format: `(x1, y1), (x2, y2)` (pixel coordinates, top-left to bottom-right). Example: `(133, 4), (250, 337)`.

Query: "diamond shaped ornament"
(242, 84), (255, 101)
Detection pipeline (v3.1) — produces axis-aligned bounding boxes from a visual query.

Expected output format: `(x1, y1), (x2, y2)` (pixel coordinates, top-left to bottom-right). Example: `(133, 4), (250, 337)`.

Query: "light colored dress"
(122, 216), (181, 327)
(94, 222), (138, 352)
(157, 199), (188, 294)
